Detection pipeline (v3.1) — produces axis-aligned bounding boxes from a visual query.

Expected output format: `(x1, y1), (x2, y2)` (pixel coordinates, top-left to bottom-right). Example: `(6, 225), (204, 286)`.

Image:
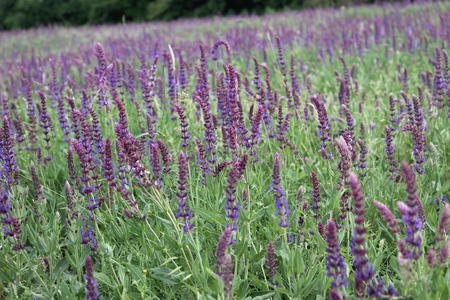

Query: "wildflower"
(84, 255), (99, 300)
(325, 219), (347, 293)
(211, 40), (231, 61)
(311, 95), (331, 158)
(336, 136), (351, 191)
(81, 218), (98, 251)
(149, 143), (162, 186)
(397, 201), (422, 260)
(348, 172), (375, 296)
(102, 139), (116, 189)
(176, 150), (193, 232)
(94, 42), (108, 107)
(373, 200), (400, 233)
(310, 171), (321, 219)
(65, 181), (77, 220)
(400, 161), (425, 220)
(215, 225), (233, 273)
(157, 139), (172, 172)
(174, 103), (190, 148)
(265, 242), (277, 278)
(213, 160), (232, 177)
(384, 126), (398, 179)
(225, 161), (243, 228)
(272, 152), (290, 227)
(221, 254), (233, 300)
(195, 138), (210, 183)
(37, 91), (52, 159)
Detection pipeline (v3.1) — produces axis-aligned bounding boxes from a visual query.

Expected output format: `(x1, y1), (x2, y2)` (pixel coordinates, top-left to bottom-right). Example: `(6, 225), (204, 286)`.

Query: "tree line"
(0, 0), (413, 30)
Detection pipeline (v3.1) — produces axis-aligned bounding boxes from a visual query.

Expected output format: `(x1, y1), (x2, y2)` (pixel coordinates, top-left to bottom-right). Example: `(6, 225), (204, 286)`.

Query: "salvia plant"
(0, 1), (449, 299)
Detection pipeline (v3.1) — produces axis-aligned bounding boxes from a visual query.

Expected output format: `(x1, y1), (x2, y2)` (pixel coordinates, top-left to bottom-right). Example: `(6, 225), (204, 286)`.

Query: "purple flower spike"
(102, 139), (116, 189)
(65, 181), (77, 220)
(224, 161), (243, 229)
(80, 218), (98, 251)
(176, 150), (193, 232)
(311, 95), (331, 159)
(250, 104), (265, 147)
(195, 138), (210, 184)
(432, 47), (445, 107)
(94, 42), (108, 107)
(215, 225), (234, 298)
(1, 115), (18, 185)
(437, 203), (450, 242)
(397, 200), (422, 260)
(400, 161), (425, 221)
(373, 200), (400, 233)
(174, 104), (190, 148)
(84, 255), (99, 300)
(329, 289), (343, 300)
(197, 95), (216, 162)
(157, 139), (172, 172)
(348, 172), (375, 296)
(336, 136), (350, 191)
(221, 254), (233, 300)
(213, 160), (232, 177)
(411, 95), (426, 173)
(325, 219), (347, 295)
(211, 40), (231, 61)
(384, 126), (398, 179)
(149, 142), (162, 186)
(272, 152), (290, 228)
(37, 91), (53, 159)
(275, 37), (287, 79)
(310, 171), (321, 219)
(215, 225), (233, 274)
(265, 242), (277, 278)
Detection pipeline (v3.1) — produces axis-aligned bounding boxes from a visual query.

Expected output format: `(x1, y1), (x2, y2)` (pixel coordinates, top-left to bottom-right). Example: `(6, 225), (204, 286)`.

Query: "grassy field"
(0, 1), (449, 299)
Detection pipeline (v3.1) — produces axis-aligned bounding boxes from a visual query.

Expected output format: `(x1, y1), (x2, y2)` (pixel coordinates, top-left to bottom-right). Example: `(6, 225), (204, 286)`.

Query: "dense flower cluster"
(0, 2), (448, 298)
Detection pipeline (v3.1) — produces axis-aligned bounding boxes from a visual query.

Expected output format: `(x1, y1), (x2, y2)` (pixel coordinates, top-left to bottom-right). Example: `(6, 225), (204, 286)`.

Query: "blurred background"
(0, 0), (421, 30)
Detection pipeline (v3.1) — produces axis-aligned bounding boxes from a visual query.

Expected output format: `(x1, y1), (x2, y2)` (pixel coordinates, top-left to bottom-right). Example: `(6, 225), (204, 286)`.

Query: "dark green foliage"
(0, 0), (409, 30)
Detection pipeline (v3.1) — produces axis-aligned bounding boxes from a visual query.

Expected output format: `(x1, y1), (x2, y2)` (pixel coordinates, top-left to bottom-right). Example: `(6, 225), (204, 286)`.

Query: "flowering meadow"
(0, 1), (450, 299)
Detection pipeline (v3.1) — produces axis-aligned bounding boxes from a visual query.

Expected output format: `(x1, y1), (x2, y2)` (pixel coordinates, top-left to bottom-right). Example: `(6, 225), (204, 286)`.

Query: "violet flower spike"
(174, 103), (190, 148)
(348, 172), (375, 296)
(94, 42), (108, 107)
(221, 254), (233, 300)
(436, 203), (450, 242)
(38, 92), (53, 160)
(195, 138), (210, 184)
(215, 225), (233, 274)
(397, 201), (422, 260)
(336, 136), (351, 191)
(272, 152), (291, 228)
(157, 139), (172, 172)
(310, 171), (321, 219)
(80, 219), (98, 251)
(102, 138), (116, 189)
(149, 142), (162, 186)
(373, 200), (400, 233)
(84, 255), (99, 300)
(325, 219), (347, 293)
(384, 126), (398, 179)
(311, 95), (331, 159)
(400, 161), (425, 221)
(65, 181), (77, 220)
(211, 40), (231, 61)
(224, 161), (242, 229)
(1, 116), (18, 184)
(175, 150), (193, 232)
(265, 242), (278, 278)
